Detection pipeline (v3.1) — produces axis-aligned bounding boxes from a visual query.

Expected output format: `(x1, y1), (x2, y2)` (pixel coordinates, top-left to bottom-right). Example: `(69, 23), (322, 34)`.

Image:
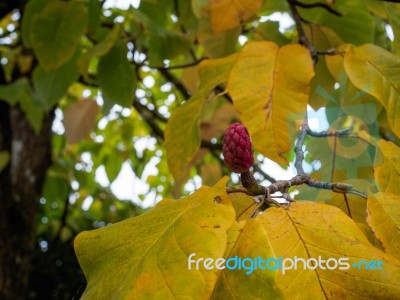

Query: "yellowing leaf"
(259, 201), (400, 299)
(165, 54), (237, 180)
(367, 192), (400, 259)
(31, 1), (87, 70)
(64, 100), (99, 144)
(200, 163), (222, 187)
(75, 177), (235, 299)
(344, 44), (400, 137)
(228, 42), (314, 165)
(229, 192), (256, 221)
(374, 139), (400, 194)
(211, 220), (282, 299)
(209, 0), (264, 33)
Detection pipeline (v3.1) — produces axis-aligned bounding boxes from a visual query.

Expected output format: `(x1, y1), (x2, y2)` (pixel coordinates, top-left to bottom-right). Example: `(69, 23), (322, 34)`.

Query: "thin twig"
(343, 193), (352, 218)
(331, 132), (338, 182)
(252, 163), (276, 183)
(133, 98), (165, 141)
(288, 0), (318, 63)
(158, 68), (192, 100)
(141, 57), (207, 70)
(54, 195), (70, 242)
(292, 0), (343, 17)
(307, 127), (352, 137)
(294, 117), (308, 175)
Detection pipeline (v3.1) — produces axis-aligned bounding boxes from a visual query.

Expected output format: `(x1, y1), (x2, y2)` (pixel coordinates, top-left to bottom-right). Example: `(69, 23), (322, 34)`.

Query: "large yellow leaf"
(259, 201), (400, 299)
(228, 42), (314, 165)
(344, 44), (400, 137)
(374, 139), (400, 194)
(367, 192), (400, 259)
(74, 178), (235, 300)
(165, 54), (237, 180)
(211, 220), (283, 299)
(209, 0), (264, 33)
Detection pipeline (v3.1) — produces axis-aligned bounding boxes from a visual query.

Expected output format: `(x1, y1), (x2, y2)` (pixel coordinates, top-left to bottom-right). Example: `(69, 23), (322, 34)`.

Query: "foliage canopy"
(1, 0), (400, 299)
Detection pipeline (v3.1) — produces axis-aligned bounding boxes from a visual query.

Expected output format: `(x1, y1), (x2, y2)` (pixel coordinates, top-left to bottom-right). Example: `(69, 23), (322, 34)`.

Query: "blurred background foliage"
(0, 0), (399, 298)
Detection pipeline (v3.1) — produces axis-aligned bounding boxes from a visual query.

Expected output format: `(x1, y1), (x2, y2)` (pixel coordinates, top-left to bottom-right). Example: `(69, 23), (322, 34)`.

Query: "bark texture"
(0, 5), (54, 292)
(0, 102), (54, 299)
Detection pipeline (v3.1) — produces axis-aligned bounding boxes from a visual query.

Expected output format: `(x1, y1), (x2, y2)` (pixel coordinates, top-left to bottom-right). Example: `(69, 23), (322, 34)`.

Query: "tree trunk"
(0, 88), (54, 298)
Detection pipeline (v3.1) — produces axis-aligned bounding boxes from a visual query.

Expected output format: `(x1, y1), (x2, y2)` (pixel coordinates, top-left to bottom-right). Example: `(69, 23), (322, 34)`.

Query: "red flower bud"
(222, 122), (254, 173)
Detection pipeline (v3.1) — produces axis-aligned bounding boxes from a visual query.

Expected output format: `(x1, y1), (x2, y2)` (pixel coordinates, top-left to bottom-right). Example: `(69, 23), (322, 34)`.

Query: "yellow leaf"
(344, 44), (400, 137)
(259, 201), (400, 299)
(209, 0), (264, 33)
(367, 192), (400, 259)
(229, 191), (256, 221)
(200, 163), (222, 186)
(228, 42), (314, 165)
(74, 177), (236, 300)
(63, 99), (99, 144)
(211, 220), (283, 299)
(200, 103), (240, 141)
(165, 54), (237, 180)
(374, 139), (400, 194)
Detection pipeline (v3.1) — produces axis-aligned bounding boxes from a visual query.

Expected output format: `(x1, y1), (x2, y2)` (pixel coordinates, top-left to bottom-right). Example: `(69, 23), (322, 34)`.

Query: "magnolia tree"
(1, 0), (400, 299)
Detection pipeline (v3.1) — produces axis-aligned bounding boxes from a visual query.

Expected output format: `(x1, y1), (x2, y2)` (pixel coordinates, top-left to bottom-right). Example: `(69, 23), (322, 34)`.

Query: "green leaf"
(77, 25), (121, 78)
(199, 25), (241, 58)
(344, 44), (400, 137)
(74, 178), (236, 299)
(19, 90), (44, 134)
(97, 40), (136, 110)
(87, 0), (101, 35)
(165, 54), (237, 180)
(254, 21), (290, 46)
(228, 42), (314, 165)
(367, 192), (400, 259)
(21, 0), (56, 48)
(299, 3), (374, 45)
(0, 151), (10, 172)
(33, 51), (80, 110)
(130, 10), (191, 65)
(385, 3), (400, 55)
(0, 77), (30, 105)
(31, 1), (87, 70)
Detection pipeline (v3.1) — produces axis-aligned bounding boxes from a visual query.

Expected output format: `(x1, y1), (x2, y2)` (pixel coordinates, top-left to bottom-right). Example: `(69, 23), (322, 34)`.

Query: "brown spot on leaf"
(214, 196), (222, 203)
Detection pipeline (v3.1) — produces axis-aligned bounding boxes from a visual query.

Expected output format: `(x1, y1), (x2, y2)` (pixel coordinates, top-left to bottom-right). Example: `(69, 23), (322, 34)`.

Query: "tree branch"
(226, 174), (367, 199)
(157, 68), (192, 100)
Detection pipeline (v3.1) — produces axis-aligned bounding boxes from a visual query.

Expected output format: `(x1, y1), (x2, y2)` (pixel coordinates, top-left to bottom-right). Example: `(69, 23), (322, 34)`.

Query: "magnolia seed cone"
(222, 122), (254, 174)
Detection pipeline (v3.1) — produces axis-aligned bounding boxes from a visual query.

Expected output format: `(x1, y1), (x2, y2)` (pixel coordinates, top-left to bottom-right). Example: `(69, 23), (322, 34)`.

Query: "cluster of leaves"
(1, 0), (400, 298)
